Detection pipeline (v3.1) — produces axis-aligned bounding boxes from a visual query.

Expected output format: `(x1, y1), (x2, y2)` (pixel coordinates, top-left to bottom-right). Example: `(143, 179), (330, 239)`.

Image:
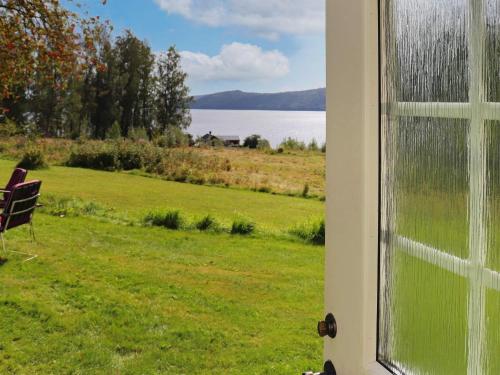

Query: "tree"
(89, 30), (121, 139)
(115, 31), (155, 137)
(243, 134), (263, 149)
(155, 46), (193, 134)
(0, 0), (107, 105)
(107, 120), (121, 139)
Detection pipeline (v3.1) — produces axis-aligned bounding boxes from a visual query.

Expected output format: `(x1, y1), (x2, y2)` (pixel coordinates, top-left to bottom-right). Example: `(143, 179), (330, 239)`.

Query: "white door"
(323, 0), (500, 374)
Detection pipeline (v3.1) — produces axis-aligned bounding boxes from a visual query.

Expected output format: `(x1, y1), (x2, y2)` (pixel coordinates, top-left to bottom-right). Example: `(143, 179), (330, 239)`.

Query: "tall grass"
(231, 217), (256, 235)
(290, 218), (325, 245)
(144, 209), (184, 230)
(194, 215), (219, 231)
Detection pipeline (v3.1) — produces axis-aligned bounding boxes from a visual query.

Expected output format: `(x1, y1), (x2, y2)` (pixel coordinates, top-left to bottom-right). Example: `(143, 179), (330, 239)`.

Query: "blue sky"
(76, 0), (325, 95)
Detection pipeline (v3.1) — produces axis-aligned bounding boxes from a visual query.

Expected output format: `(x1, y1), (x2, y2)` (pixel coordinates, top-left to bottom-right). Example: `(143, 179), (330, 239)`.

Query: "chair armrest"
(0, 189), (10, 193)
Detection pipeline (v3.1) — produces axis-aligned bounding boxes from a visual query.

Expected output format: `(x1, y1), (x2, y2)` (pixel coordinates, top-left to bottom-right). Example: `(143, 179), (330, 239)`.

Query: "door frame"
(325, 0), (388, 373)
(325, 0), (500, 373)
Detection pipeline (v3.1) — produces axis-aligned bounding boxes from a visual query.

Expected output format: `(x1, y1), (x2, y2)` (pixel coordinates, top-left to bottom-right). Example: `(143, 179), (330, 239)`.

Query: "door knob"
(317, 313), (337, 338)
(302, 360), (336, 375)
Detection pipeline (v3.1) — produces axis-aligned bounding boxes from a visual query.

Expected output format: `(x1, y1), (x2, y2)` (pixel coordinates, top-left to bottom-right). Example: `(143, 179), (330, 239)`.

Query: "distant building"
(201, 131), (240, 147)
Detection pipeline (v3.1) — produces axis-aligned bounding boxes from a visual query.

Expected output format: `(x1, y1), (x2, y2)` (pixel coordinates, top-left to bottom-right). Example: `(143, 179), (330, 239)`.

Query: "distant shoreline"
(191, 108), (326, 112)
(191, 88), (326, 112)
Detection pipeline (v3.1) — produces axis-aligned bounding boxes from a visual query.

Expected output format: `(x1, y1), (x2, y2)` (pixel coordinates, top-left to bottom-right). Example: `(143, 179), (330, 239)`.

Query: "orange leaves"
(96, 63), (106, 73)
(0, 0), (108, 101)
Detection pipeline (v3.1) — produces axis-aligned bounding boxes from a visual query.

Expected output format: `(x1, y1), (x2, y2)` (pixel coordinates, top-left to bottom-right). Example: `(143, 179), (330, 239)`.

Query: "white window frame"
(325, 0), (500, 374)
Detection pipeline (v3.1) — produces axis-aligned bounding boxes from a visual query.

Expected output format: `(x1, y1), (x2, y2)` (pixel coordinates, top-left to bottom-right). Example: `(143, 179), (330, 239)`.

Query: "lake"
(188, 109), (326, 148)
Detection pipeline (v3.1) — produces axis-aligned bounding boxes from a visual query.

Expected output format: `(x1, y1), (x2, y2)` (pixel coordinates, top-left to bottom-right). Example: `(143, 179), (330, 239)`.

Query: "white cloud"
(154, 0), (324, 38)
(180, 42), (290, 82)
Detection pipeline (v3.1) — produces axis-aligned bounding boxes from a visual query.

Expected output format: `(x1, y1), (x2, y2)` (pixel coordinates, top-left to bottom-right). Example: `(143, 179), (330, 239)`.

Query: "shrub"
(258, 186), (272, 193)
(144, 210), (183, 230)
(280, 137), (306, 151)
(17, 147), (47, 170)
(302, 183), (310, 197)
(321, 142), (326, 153)
(257, 138), (271, 150)
(155, 127), (189, 148)
(308, 139), (319, 151)
(0, 118), (18, 137)
(290, 218), (325, 245)
(231, 217), (255, 235)
(115, 140), (143, 170)
(243, 134), (262, 149)
(129, 127), (149, 141)
(194, 215), (218, 231)
(67, 142), (118, 171)
(107, 121), (122, 140)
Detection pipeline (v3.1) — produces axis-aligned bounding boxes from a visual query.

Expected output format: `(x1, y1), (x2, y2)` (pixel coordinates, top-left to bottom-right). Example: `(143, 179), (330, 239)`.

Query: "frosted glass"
(487, 122), (500, 272)
(486, 289), (500, 374)
(378, 116), (470, 374)
(395, 117), (469, 258)
(486, 121), (500, 373)
(379, 0), (500, 374)
(486, 0), (500, 102)
(391, 0), (469, 103)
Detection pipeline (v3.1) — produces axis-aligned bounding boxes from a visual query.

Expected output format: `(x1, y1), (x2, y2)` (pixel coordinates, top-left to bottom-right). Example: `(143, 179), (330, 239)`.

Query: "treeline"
(1, 4), (192, 140)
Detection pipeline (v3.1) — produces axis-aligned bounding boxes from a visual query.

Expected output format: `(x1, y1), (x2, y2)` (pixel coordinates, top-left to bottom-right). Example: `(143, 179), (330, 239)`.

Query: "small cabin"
(201, 132), (240, 147)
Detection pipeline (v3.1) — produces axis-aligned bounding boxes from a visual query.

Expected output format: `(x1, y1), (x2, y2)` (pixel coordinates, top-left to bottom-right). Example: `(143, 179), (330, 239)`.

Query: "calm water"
(188, 109), (326, 148)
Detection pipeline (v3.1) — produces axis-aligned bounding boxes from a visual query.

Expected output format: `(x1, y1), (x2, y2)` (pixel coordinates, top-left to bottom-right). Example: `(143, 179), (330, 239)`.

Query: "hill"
(191, 88), (325, 111)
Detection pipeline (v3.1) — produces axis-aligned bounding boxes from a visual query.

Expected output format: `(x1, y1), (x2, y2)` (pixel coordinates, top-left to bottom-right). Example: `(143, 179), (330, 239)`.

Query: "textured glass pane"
(395, 118), (469, 258)
(487, 121), (500, 272)
(379, 1), (500, 374)
(378, 116), (470, 373)
(486, 0), (500, 102)
(486, 122), (500, 374)
(486, 289), (500, 374)
(392, 0), (469, 103)
(381, 252), (468, 374)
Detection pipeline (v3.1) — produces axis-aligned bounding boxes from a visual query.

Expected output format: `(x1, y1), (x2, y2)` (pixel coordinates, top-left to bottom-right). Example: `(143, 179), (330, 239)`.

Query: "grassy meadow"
(0, 137), (325, 198)
(0, 159), (324, 374)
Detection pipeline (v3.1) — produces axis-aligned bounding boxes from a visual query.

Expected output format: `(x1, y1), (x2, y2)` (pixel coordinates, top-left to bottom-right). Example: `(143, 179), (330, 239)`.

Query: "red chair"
(0, 180), (42, 261)
(0, 168), (28, 209)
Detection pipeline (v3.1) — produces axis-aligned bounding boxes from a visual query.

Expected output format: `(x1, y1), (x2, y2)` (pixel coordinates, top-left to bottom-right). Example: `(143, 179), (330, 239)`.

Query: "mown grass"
(0, 216), (323, 374)
(0, 157), (324, 374)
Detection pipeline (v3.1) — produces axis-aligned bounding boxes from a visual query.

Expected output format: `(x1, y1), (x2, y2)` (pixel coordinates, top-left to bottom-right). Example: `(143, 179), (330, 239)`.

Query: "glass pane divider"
(467, 0), (488, 373)
(382, 102), (500, 121)
(392, 102), (472, 119)
(483, 102), (500, 121)
(393, 234), (500, 292)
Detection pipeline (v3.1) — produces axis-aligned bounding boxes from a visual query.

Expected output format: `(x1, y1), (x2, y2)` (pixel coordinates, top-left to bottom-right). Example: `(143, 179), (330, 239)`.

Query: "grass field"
(0, 137), (325, 198)
(0, 159), (324, 235)
(0, 159), (324, 374)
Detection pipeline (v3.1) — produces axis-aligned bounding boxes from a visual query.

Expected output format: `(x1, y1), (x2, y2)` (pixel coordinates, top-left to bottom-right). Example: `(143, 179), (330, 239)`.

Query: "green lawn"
(0, 160), (324, 374)
(0, 159), (323, 234)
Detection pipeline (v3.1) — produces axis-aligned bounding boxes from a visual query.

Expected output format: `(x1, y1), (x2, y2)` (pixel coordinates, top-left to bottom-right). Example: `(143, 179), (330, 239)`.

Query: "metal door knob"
(302, 360), (336, 375)
(317, 313), (337, 338)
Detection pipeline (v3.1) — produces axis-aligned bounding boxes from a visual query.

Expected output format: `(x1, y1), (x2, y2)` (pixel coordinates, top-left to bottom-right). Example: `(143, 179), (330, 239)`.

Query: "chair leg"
(29, 222), (36, 242)
(0, 233), (5, 255)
